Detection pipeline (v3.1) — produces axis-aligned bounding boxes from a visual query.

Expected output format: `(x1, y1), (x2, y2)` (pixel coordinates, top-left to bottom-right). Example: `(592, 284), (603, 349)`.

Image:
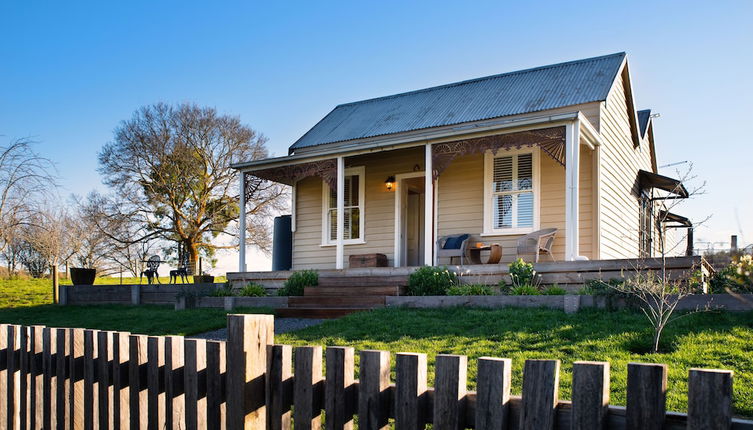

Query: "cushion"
(442, 234), (469, 250)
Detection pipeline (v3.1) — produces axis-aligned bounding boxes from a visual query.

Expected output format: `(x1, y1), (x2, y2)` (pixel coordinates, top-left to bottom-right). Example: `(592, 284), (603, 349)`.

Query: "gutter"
(232, 112), (582, 172)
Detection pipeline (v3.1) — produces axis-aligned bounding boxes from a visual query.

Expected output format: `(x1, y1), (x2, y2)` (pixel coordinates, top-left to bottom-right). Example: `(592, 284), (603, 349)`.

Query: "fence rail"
(0, 315), (751, 429)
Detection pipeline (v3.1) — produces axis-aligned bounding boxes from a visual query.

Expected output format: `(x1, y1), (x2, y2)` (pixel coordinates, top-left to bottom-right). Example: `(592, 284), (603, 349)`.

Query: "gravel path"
(191, 318), (325, 341)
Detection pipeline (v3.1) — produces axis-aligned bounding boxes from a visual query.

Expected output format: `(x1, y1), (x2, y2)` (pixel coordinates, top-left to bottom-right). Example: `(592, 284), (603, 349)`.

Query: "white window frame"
(321, 166), (366, 246)
(482, 147), (540, 236)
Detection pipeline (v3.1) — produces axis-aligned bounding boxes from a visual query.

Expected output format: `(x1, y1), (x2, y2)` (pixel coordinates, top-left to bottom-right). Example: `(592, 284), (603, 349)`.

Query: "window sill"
(320, 239), (367, 247)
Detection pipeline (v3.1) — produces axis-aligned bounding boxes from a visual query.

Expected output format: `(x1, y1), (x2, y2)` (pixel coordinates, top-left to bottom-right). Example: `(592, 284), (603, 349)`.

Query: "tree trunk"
(186, 241), (199, 276)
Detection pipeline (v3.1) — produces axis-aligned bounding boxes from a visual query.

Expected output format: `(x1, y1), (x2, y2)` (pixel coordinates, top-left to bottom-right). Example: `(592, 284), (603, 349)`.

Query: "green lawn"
(277, 307), (753, 417)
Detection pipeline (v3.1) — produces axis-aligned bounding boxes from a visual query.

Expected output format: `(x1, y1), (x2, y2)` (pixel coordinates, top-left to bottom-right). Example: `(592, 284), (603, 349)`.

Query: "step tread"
(288, 296), (385, 307)
(304, 286), (402, 296)
(318, 276), (409, 287)
(276, 307), (371, 319)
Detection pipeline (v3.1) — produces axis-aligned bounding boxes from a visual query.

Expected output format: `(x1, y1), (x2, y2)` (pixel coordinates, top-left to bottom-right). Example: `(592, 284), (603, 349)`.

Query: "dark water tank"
(272, 215), (292, 271)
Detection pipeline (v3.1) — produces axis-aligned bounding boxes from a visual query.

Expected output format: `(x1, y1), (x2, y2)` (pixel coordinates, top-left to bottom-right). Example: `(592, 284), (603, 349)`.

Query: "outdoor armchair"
(516, 228), (558, 262)
(436, 234), (470, 266)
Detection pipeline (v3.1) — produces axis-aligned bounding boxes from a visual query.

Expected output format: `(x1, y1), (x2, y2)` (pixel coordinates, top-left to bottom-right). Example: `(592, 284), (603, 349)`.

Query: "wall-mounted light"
(385, 176), (395, 191)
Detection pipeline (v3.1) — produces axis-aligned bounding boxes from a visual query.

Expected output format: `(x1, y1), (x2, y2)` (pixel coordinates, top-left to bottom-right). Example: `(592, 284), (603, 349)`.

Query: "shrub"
(578, 279), (624, 296)
(509, 258), (535, 287)
(239, 283), (267, 297)
(542, 285), (566, 295)
(211, 282), (234, 297)
(730, 255), (753, 292)
(407, 266), (458, 296)
(509, 285), (540, 295)
(278, 270), (318, 296)
(447, 284), (494, 296)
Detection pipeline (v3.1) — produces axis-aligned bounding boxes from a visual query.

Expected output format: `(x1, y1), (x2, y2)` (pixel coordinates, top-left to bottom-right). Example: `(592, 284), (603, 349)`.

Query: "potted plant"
(69, 267), (96, 285)
(194, 272), (215, 284)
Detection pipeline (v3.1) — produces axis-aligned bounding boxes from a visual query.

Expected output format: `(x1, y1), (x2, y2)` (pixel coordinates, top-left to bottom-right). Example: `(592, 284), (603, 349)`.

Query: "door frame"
(393, 171), (425, 267)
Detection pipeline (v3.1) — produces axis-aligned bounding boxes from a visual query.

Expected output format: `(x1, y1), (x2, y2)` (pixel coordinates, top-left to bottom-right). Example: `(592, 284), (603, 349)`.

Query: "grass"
(277, 307), (753, 417)
(0, 304), (272, 336)
(0, 276), (227, 308)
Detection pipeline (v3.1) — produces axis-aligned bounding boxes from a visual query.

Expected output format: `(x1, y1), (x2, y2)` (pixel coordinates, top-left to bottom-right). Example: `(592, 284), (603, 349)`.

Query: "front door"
(400, 176), (425, 266)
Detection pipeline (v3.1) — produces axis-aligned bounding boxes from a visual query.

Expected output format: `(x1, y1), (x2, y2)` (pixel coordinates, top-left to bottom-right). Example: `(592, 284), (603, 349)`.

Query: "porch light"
(385, 176), (395, 191)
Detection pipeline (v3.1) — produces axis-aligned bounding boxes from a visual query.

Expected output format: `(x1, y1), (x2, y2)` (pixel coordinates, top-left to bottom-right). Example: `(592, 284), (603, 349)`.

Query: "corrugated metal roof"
(637, 109), (651, 137)
(290, 52), (627, 152)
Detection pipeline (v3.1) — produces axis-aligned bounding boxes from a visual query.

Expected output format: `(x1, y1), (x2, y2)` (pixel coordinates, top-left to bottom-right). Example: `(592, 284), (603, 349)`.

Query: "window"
(483, 150), (539, 235)
(322, 167), (365, 245)
(639, 193), (653, 257)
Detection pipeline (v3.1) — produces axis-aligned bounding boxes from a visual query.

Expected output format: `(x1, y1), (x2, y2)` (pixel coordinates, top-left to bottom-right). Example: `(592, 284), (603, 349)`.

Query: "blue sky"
(2, 1), (752, 270)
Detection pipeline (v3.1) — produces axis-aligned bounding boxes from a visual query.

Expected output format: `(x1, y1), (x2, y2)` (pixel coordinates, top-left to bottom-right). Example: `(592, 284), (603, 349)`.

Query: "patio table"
(468, 243), (502, 264)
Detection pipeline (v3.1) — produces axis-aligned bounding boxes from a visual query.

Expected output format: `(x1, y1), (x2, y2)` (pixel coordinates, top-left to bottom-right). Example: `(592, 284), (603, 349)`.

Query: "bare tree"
(607, 164), (708, 353)
(97, 103), (285, 272)
(0, 138), (57, 253)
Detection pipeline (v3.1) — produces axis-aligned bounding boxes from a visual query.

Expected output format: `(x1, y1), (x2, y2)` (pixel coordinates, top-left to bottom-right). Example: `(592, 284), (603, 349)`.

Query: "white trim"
(482, 147), (541, 236)
(424, 144), (434, 266)
(336, 157), (345, 269)
(393, 171), (425, 267)
(291, 181), (297, 233)
(565, 120), (581, 260)
(321, 165), (366, 248)
(593, 145), (602, 259)
(238, 171), (247, 272)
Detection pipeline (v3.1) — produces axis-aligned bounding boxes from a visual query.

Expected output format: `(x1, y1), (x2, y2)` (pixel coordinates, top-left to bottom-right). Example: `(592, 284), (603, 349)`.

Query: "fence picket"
(358, 350), (390, 430)
(83, 329), (99, 430)
(476, 357), (511, 430)
(267, 344), (292, 430)
(293, 346), (323, 430)
(7, 325), (20, 430)
(626, 363), (667, 430)
(164, 335), (185, 430)
(30, 325), (44, 430)
(128, 334), (148, 430)
(0, 324), (8, 428)
(54, 328), (68, 430)
(434, 354), (468, 430)
(571, 361), (610, 430)
(394, 352), (428, 430)
(226, 314), (274, 429)
(97, 331), (113, 429)
(206, 340), (226, 430)
(69, 328), (85, 430)
(184, 338), (207, 430)
(18, 326), (30, 429)
(112, 331), (130, 430)
(687, 368), (733, 430)
(326, 346), (356, 429)
(146, 336), (166, 430)
(520, 359), (560, 430)
(42, 327), (57, 430)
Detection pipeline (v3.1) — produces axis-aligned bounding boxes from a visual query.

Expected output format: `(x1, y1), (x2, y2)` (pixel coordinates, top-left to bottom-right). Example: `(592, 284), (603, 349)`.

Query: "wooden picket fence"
(0, 315), (750, 430)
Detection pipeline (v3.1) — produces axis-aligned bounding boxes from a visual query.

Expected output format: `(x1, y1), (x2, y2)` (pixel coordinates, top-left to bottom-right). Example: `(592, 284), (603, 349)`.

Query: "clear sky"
(2, 1), (752, 272)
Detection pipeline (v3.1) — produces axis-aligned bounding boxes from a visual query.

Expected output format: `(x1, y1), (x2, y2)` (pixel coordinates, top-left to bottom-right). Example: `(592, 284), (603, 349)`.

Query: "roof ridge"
(335, 52), (626, 108)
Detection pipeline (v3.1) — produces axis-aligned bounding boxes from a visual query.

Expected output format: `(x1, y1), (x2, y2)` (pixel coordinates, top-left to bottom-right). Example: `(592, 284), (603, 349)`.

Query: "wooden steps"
(277, 274), (409, 319)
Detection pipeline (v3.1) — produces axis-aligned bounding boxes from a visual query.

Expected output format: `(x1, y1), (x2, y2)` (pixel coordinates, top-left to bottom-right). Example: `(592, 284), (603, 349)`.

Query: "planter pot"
(69, 268), (96, 285)
(194, 275), (214, 284)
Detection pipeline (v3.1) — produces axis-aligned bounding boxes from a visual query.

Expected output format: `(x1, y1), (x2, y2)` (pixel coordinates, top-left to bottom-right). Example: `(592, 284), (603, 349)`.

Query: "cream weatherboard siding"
(596, 67), (654, 259)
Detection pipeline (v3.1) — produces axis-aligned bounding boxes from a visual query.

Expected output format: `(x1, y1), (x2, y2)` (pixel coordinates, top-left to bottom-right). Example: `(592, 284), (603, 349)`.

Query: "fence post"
(164, 336), (185, 430)
(571, 361), (610, 429)
(358, 350), (390, 430)
(226, 314), (274, 429)
(128, 334), (148, 430)
(293, 346), (323, 430)
(434, 354), (468, 430)
(626, 363), (667, 430)
(687, 368), (733, 430)
(520, 359), (560, 430)
(394, 352), (428, 430)
(147, 336), (166, 430)
(206, 341), (227, 430)
(184, 338), (207, 430)
(266, 344), (292, 430)
(476, 357), (511, 430)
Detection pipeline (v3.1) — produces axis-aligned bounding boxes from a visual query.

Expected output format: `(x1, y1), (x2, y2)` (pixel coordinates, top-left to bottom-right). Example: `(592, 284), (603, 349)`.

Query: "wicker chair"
(436, 234), (471, 266)
(516, 228), (558, 262)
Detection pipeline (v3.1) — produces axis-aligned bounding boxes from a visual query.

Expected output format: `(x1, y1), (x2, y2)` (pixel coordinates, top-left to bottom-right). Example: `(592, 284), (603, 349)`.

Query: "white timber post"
(424, 143), (434, 266)
(239, 171), (247, 272)
(336, 156), (345, 269)
(565, 120), (581, 261)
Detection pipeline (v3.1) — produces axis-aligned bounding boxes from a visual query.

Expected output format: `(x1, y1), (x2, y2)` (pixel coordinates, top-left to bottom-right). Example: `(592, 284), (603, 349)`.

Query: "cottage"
(233, 53), (690, 272)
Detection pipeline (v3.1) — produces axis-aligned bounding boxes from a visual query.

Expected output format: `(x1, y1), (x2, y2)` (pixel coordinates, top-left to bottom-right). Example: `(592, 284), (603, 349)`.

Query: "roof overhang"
(233, 111), (602, 172)
(639, 169), (689, 198)
(659, 210), (692, 227)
